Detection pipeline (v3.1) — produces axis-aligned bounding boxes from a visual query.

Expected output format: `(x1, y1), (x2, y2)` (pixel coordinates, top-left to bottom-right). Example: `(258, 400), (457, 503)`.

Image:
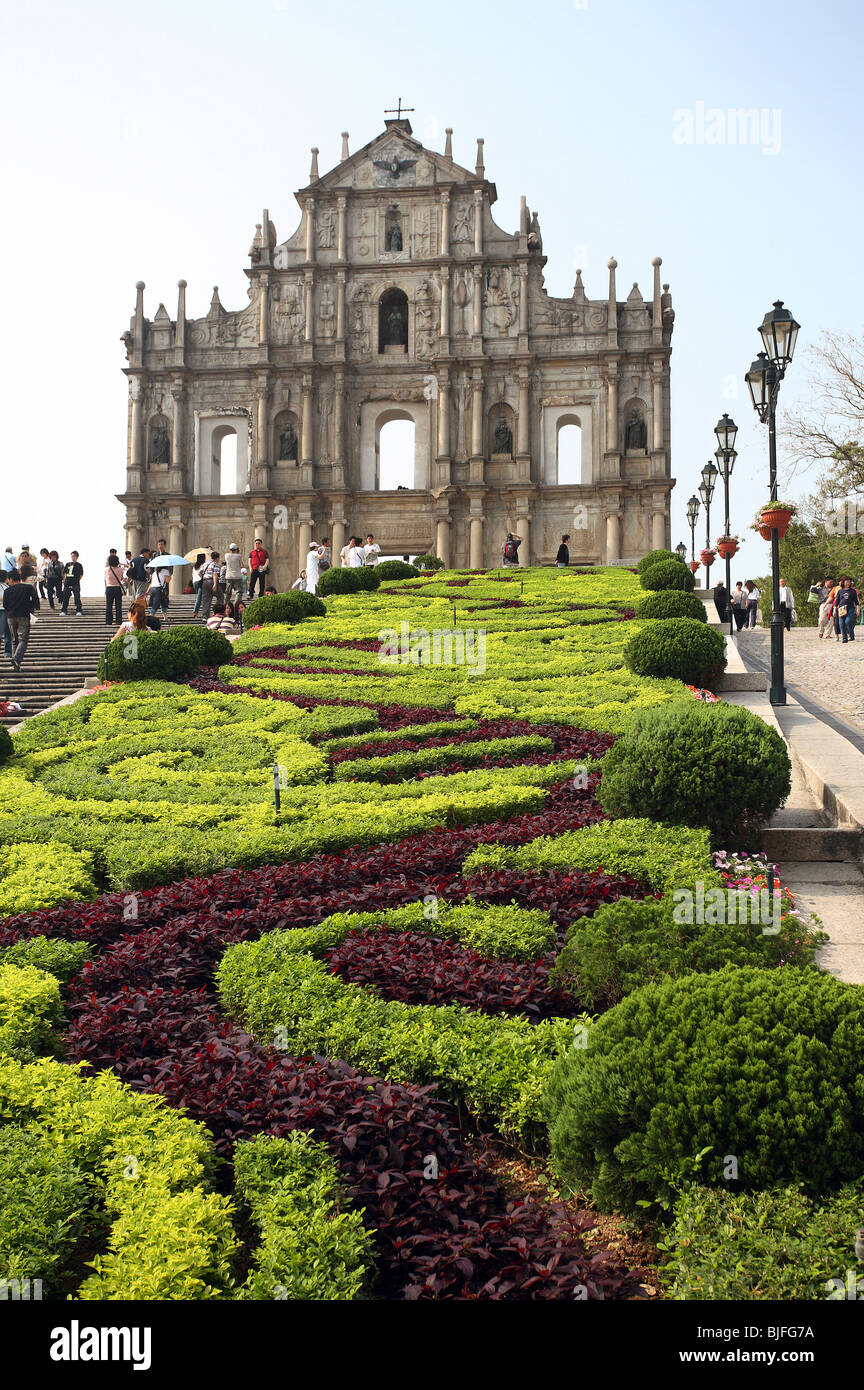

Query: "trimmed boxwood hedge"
(413, 553), (444, 570)
(635, 590), (707, 622)
(598, 701), (791, 841)
(318, 568), (362, 596)
(624, 618), (725, 687)
(639, 558), (695, 592)
(98, 629), (201, 683)
(242, 591), (326, 629)
(545, 965), (864, 1214)
(0, 728), (12, 765)
(163, 624), (234, 667)
(636, 548), (678, 576)
(374, 560), (420, 582)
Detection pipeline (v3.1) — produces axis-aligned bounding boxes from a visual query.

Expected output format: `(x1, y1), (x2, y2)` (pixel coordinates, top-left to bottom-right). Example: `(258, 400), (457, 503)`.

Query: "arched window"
(212, 425), (238, 495)
(556, 420), (582, 485)
(377, 417), (415, 490)
(379, 288), (408, 353)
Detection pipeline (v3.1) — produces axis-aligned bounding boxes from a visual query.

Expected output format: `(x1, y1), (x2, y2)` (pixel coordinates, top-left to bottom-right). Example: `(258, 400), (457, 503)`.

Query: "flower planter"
(700, 549), (716, 567)
(760, 507), (795, 539)
(758, 524), (772, 541)
(716, 539), (739, 560)
(688, 560), (700, 574)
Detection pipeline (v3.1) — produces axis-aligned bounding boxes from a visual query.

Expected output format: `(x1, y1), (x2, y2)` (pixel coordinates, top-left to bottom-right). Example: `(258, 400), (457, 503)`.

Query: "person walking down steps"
(60, 552), (84, 615)
(3, 570), (40, 671)
(105, 551), (126, 626)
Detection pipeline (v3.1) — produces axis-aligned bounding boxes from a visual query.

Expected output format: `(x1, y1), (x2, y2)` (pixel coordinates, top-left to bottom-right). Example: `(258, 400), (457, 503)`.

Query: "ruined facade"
(119, 117), (675, 577)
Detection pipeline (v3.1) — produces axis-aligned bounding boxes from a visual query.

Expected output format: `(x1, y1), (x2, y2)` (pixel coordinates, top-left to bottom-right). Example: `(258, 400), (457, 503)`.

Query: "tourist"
(105, 552), (126, 626)
(778, 577), (796, 631)
(3, 570), (40, 671)
(835, 576), (861, 643)
(815, 578), (837, 639)
(318, 537), (331, 572)
(305, 542), (324, 593)
(339, 536), (353, 567)
(198, 552), (221, 621)
(713, 579), (730, 625)
(363, 533), (381, 566)
(45, 551), (64, 610)
(126, 548), (151, 600)
(502, 532), (522, 566)
(206, 603), (236, 633)
(743, 580), (760, 629)
(263, 586), (278, 595)
(223, 543), (244, 610)
(112, 598), (149, 640)
(121, 550), (134, 593)
(730, 582), (747, 631)
(17, 547), (38, 589)
(236, 600), (247, 627)
(556, 534), (570, 568)
(191, 557), (206, 616)
(147, 554), (171, 614)
(291, 570), (308, 591)
(60, 551), (84, 615)
(0, 548), (15, 575)
(248, 538), (270, 597)
(345, 537), (364, 568)
(0, 568), (12, 657)
(37, 548), (51, 598)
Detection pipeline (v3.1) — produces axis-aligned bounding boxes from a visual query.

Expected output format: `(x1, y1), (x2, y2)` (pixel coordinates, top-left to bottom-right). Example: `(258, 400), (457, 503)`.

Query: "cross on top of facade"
(384, 99), (414, 120)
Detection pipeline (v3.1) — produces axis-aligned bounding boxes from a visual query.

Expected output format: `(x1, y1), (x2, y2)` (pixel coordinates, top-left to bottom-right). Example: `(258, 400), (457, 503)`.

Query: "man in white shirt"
(346, 538), (364, 568)
(306, 544), (323, 593)
(147, 559), (171, 614)
(198, 552), (221, 621)
(339, 537), (354, 567)
(223, 543), (244, 609)
(362, 534), (381, 566)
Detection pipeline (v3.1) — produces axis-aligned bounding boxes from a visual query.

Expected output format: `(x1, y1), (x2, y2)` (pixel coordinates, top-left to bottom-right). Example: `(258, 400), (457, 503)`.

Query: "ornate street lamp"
(745, 300), (801, 705)
(686, 493), (700, 568)
(698, 460), (718, 588)
(675, 541), (687, 562)
(714, 413), (738, 631)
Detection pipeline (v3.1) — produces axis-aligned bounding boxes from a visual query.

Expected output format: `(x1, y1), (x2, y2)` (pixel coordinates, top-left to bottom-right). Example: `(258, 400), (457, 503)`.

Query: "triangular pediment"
(303, 127), (478, 195)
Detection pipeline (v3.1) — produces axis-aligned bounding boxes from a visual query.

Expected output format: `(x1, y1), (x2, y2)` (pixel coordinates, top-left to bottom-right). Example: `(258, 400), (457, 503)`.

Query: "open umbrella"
(184, 547), (212, 564)
(144, 554), (190, 568)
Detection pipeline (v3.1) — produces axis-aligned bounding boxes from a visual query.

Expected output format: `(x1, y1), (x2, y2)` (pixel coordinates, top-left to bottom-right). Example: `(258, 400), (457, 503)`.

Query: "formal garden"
(2, 553), (860, 1302)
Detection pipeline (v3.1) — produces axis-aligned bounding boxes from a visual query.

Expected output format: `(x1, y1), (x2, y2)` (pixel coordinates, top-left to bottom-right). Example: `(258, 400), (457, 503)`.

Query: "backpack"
(503, 538), (518, 562)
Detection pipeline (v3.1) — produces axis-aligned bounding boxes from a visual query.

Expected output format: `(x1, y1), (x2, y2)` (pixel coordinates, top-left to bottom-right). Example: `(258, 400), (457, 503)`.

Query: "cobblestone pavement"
(738, 627), (864, 735)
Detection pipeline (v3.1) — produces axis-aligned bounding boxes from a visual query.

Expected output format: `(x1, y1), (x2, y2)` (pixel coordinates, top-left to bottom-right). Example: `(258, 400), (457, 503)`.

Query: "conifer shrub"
(163, 624), (234, 667)
(635, 590), (707, 622)
(318, 568), (362, 596)
(375, 561), (420, 581)
(636, 548), (678, 575)
(640, 559), (695, 592)
(97, 629), (200, 683)
(241, 591), (326, 628)
(623, 618), (725, 686)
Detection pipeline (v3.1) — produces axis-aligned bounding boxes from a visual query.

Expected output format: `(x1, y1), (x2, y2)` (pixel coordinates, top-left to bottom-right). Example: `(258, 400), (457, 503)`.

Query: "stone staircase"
(1, 594), (201, 729)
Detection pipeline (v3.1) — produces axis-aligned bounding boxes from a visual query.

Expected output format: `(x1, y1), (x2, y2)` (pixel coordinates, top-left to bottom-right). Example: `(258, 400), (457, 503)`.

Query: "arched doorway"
(377, 414), (415, 490)
(378, 288), (409, 353)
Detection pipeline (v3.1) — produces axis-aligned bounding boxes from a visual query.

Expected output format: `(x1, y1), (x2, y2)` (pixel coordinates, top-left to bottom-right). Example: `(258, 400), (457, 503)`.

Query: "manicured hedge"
(0, 728), (12, 766)
(319, 898), (557, 962)
(164, 624), (234, 667)
(624, 618), (725, 687)
(413, 554), (444, 570)
(242, 591), (326, 629)
(635, 590), (707, 622)
(636, 548), (679, 576)
(597, 703), (791, 841)
(98, 629), (201, 683)
(375, 560), (420, 581)
(0, 1125), (90, 1295)
(0, 963), (63, 1061)
(545, 965), (864, 1214)
(639, 559), (695, 592)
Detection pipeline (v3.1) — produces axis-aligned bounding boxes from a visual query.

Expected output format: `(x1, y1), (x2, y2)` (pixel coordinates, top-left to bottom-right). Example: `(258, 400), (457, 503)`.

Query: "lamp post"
(686, 493), (700, 567)
(675, 541), (687, 563)
(745, 300), (800, 705)
(698, 460), (717, 589)
(714, 413), (738, 633)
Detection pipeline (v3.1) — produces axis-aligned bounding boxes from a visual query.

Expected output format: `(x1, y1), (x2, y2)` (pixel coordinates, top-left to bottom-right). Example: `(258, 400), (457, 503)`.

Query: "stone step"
(761, 826), (864, 862)
(715, 670), (768, 692)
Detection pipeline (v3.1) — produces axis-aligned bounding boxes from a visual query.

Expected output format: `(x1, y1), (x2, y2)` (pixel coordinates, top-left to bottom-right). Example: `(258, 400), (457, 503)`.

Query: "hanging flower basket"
(688, 560), (700, 573)
(757, 523), (772, 541)
(716, 536), (740, 559)
(758, 501), (797, 539)
(700, 548), (716, 567)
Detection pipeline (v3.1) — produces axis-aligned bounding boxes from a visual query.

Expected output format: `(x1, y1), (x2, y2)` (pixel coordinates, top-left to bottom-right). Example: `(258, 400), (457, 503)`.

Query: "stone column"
(469, 516), (484, 569)
(651, 257), (663, 345)
(516, 514), (531, 565)
(517, 372), (530, 455)
(169, 521), (185, 558)
(170, 384), (185, 489)
(130, 379), (143, 470)
(472, 268), (483, 336)
(333, 369), (344, 465)
(258, 272), (270, 346)
(301, 376), (314, 464)
(439, 270), (450, 338)
(436, 517), (450, 567)
(305, 197), (316, 262)
(473, 189), (483, 254)
(335, 271), (346, 340)
(518, 264), (528, 334)
(304, 273), (314, 343)
(652, 365), (664, 449)
(605, 370), (619, 452)
(256, 385), (270, 484)
(330, 518), (345, 558)
(607, 257), (618, 347)
(298, 520), (312, 565)
(471, 371), (484, 457)
(440, 191), (450, 255)
(437, 375), (450, 456)
(174, 279), (187, 367)
(336, 195), (347, 260)
(606, 512), (621, 563)
(652, 510), (666, 550)
(126, 518), (143, 555)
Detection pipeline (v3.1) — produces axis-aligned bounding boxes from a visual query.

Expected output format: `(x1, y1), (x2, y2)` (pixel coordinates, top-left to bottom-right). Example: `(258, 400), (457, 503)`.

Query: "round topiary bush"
(636, 548), (678, 576)
(0, 726), (13, 765)
(374, 560), (420, 582)
(163, 624), (234, 667)
(354, 566), (382, 591)
(317, 568), (361, 597)
(413, 553), (444, 571)
(635, 590), (707, 622)
(241, 591), (326, 629)
(545, 965), (864, 1214)
(597, 701), (791, 840)
(640, 558), (695, 591)
(97, 630), (201, 683)
(624, 618), (725, 686)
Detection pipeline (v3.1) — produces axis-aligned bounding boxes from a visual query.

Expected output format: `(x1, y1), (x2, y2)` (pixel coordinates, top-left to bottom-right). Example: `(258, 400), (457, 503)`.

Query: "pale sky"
(1, 0), (861, 586)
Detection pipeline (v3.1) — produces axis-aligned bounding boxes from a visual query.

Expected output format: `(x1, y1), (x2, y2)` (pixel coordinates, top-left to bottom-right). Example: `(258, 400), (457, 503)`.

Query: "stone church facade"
(119, 116), (675, 577)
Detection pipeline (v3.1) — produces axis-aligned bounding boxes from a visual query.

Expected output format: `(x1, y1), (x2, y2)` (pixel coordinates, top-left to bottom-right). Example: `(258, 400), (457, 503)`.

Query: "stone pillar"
(651, 256), (663, 345)
(605, 370), (619, 452)
(298, 520), (312, 565)
(258, 272), (270, 346)
(472, 268), (483, 336)
(469, 516), (484, 569)
(517, 372), (530, 455)
(304, 273), (314, 343)
(335, 271), (346, 340)
(516, 514), (531, 565)
(607, 257), (618, 347)
(652, 365), (664, 450)
(170, 384), (185, 489)
(174, 279), (186, 367)
(471, 371), (484, 457)
(169, 521), (185, 558)
(652, 510), (666, 550)
(437, 375), (450, 456)
(606, 513), (621, 563)
(301, 376), (314, 464)
(439, 270), (450, 338)
(331, 518), (346, 560)
(130, 379), (144, 470)
(336, 195), (347, 260)
(256, 385), (270, 485)
(333, 369), (344, 465)
(473, 189), (483, 254)
(436, 517), (450, 567)
(440, 191), (450, 255)
(518, 264), (528, 334)
(305, 197), (316, 262)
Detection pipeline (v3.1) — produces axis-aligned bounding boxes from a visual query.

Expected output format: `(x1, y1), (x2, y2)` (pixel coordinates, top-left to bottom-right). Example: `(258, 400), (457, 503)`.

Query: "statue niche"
(625, 410), (647, 452)
(384, 205), (403, 253)
(378, 287), (408, 353)
(150, 420), (171, 465)
(277, 417), (299, 462)
(490, 408), (514, 459)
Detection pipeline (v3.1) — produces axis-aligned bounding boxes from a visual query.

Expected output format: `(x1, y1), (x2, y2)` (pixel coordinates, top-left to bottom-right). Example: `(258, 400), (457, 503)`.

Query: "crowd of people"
(712, 573), (861, 642)
(294, 533), (382, 592)
(809, 576), (862, 642)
